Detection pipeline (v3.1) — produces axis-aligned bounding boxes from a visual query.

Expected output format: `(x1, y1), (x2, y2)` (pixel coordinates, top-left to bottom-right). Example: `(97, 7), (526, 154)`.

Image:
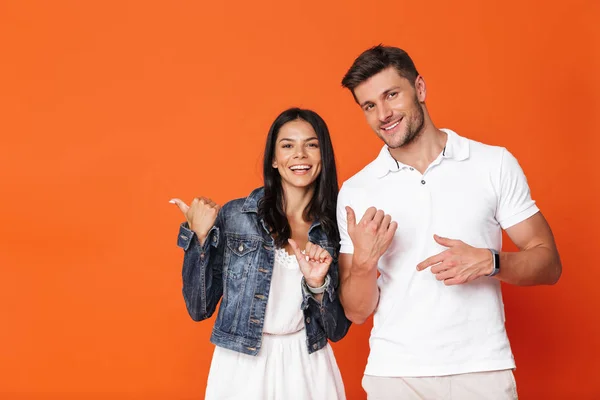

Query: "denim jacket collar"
(241, 187), (264, 213)
(241, 186), (323, 234)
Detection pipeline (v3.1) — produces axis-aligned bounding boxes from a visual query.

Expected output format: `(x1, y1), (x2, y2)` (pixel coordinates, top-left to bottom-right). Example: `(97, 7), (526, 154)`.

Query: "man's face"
(353, 67), (425, 148)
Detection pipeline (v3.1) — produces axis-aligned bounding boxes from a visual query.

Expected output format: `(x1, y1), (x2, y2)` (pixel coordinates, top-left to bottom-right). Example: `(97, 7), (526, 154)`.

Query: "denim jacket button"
(200, 253), (205, 260)
(306, 317), (311, 324)
(238, 244), (244, 252)
(212, 235), (217, 243)
(312, 343), (318, 350)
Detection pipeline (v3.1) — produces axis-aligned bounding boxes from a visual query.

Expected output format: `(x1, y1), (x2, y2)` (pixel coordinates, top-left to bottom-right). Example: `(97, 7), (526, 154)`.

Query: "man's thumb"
(346, 206), (356, 228)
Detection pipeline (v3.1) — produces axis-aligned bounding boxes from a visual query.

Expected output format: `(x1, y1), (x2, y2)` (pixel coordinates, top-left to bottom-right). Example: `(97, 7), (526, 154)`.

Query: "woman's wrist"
(305, 275), (330, 294)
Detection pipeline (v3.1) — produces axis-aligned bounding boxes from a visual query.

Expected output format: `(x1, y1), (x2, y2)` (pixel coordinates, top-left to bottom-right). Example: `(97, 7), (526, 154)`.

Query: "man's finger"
(442, 277), (463, 286)
(378, 214), (392, 234)
(430, 260), (453, 274)
(360, 207), (377, 224)
(384, 221), (398, 242)
(417, 251), (447, 271)
(346, 206), (357, 229)
(169, 198), (189, 214)
(433, 234), (461, 247)
(372, 209), (385, 227)
(434, 268), (456, 282)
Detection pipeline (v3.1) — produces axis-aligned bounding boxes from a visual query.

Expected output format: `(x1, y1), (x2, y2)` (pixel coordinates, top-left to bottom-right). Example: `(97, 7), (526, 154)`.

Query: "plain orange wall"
(1, 1), (599, 399)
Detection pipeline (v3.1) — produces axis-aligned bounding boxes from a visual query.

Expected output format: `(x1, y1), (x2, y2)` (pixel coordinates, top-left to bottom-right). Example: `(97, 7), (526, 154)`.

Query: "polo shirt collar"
(373, 128), (470, 178)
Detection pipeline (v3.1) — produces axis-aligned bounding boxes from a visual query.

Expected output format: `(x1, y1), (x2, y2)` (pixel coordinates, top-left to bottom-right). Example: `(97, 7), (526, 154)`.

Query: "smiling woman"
(273, 119), (323, 186)
(169, 108), (351, 400)
(260, 108), (340, 251)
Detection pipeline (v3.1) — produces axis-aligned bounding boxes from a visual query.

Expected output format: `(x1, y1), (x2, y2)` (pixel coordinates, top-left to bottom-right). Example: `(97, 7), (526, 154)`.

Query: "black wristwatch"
(487, 248), (500, 277)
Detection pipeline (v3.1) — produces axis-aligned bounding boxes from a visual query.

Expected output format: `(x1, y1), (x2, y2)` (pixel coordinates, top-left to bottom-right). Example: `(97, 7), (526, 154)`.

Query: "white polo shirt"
(337, 129), (539, 377)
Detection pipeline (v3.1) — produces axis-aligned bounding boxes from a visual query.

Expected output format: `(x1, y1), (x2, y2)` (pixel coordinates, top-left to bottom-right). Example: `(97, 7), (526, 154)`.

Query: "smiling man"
(336, 45), (562, 399)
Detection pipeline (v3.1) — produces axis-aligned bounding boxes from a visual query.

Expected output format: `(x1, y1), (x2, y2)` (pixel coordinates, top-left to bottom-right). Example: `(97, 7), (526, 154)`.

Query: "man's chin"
(382, 135), (407, 149)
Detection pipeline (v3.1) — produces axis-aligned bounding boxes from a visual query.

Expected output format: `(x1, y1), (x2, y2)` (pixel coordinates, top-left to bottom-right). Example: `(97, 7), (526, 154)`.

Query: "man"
(336, 45), (562, 399)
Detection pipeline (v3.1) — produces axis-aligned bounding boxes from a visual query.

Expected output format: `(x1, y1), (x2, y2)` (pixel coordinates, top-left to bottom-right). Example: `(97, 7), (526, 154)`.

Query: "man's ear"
(415, 75), (427, 102)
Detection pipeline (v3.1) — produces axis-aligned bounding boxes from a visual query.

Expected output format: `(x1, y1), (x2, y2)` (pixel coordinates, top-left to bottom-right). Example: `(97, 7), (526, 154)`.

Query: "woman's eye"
(388, 92), (397, 99)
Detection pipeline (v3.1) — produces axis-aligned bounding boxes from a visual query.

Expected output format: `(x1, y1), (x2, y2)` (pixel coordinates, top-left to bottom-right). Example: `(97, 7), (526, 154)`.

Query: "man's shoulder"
(467, 136), (506, 155)
(455, 132), (508, 165)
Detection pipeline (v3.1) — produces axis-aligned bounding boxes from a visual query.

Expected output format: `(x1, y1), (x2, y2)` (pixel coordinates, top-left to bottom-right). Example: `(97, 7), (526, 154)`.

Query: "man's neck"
(389, 121), (447, 173)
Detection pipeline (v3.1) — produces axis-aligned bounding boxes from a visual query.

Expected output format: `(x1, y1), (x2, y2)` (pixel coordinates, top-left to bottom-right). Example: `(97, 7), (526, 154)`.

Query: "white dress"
(204, 248), (346, 400)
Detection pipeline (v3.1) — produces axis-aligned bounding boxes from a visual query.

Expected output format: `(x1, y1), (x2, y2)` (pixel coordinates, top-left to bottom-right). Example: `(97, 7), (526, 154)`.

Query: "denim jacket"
(177, 187), (351, 356)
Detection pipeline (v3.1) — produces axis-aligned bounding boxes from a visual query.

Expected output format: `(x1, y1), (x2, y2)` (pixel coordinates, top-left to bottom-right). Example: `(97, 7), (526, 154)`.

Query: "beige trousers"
(362, 369), (518, 400)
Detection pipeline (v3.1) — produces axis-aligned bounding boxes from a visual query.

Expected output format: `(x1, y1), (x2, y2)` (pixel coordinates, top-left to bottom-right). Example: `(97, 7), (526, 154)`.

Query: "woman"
(170, 108), (351, 399)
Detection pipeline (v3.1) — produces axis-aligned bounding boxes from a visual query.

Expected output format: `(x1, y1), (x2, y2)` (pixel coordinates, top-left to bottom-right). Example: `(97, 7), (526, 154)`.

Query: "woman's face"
(272, 118), (322, 191)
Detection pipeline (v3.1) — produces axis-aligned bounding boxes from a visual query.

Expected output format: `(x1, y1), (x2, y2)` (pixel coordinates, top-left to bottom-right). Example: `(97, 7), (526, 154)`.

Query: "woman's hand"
(170, 197), (220, 245)
(288, 239), (332, 288)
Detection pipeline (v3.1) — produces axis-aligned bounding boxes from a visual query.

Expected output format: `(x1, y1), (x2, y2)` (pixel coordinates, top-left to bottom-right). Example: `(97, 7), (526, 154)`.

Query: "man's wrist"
(486, 248), (500, 277)
(351, 254), (378, 274)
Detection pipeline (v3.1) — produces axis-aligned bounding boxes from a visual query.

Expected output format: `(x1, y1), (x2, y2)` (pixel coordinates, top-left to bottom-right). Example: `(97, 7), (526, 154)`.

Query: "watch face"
(487, 249), (500, 276)
(493, 252), (500, 274)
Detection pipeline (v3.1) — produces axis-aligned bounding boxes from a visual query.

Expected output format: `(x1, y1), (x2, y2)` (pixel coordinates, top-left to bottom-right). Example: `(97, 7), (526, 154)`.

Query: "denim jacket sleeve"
(300, 257), (352, 342)
(177, 210), (225, 322)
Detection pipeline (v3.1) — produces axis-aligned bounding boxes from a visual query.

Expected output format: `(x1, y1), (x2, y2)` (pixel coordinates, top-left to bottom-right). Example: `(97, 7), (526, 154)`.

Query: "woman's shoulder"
(220, 187), (264, 215)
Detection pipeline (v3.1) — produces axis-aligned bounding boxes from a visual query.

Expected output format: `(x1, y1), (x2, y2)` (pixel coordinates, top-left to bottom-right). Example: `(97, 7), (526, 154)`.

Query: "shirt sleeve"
(337, 183), (354, 254)
(496, 148), (540, 229)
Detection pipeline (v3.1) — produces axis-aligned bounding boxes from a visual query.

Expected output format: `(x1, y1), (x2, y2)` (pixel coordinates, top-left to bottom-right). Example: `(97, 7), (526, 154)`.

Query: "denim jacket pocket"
(224, 235), (260, 280)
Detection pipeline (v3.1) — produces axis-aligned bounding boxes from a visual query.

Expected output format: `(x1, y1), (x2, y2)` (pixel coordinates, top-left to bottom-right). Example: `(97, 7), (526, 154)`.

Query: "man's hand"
(347, 206), (397, 270)
(416, 234), (493, 285)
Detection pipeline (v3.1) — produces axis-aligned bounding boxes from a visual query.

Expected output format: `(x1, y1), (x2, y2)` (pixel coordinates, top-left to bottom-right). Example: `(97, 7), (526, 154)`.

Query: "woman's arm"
(172, 197), (225, 321)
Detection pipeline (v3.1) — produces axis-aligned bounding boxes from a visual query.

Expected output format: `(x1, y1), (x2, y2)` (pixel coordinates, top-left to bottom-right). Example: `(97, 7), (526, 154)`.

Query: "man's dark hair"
(341, 45), (420, 96)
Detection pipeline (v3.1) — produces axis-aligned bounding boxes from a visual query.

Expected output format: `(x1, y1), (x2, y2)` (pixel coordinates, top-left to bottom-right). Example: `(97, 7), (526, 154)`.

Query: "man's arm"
(338, 253), (379, 324)
(498, 211), (561, 285)
(417, 146), (562, 286)
(494, 147), (561, 285)
(337, 205), (397, 324)
(416, 212), (562, 286)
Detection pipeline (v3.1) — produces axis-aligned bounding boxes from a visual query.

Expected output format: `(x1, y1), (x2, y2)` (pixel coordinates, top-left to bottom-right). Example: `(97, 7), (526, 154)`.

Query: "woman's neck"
(281, 183), (315, 223)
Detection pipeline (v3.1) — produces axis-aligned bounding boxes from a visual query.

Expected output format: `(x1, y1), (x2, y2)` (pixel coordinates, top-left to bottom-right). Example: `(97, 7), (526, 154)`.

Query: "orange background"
(1, 1), (599, 399)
